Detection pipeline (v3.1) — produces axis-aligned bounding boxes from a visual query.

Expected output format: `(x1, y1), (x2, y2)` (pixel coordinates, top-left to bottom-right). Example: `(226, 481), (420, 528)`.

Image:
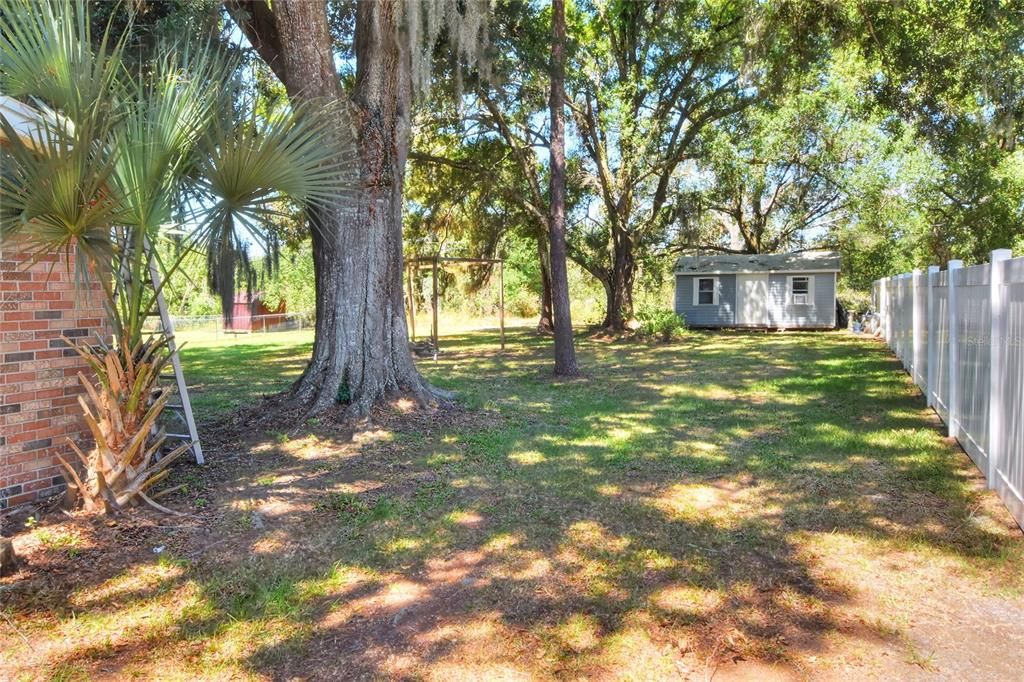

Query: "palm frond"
(0, 0), (125, 295)
(188, 99), (353, 319)
(0, 106), (118, 269)
(111, 38), (236, 232)
(195, 99), (352, 221)
(0, 0), (127, 128)
(103, 38), (238, 343)
(1, 0), (349, 516)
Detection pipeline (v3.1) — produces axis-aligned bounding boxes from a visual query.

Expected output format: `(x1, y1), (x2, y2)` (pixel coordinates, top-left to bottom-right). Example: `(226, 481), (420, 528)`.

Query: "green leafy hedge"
(636, 308), (688, 342)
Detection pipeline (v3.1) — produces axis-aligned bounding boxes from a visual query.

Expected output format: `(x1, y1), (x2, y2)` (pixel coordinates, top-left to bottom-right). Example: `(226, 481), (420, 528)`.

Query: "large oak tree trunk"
(233, 0), (433, 414)
(548, 0), (579, 375)
(601, 229), (635, 330)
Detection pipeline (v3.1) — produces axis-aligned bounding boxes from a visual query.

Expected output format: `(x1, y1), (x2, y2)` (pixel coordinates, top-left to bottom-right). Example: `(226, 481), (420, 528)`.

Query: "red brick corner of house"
(1, 240), (109, 525)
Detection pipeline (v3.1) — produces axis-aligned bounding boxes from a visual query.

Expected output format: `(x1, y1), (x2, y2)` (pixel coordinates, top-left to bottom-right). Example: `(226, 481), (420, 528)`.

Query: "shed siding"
(675, 274), (736, 327)
(674, 271), (837, 329)
(766, 272), (836, 328)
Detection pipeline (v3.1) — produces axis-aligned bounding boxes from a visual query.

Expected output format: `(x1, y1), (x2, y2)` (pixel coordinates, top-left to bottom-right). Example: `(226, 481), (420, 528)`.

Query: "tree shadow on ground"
(4, 330), (1023, 680)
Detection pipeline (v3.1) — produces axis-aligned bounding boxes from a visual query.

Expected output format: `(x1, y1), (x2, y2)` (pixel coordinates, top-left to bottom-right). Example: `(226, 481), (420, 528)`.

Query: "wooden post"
(947, 259), (963, 439)
(988, 249), (1012, 486)
(926, 265), (939, 407)
(407, 263), (416, 342)
(431, 257), (439, 355)
(499, 260), (505, 350)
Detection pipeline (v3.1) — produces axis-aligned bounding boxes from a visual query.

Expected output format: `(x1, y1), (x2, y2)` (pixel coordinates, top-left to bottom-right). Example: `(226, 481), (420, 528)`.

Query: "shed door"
(736, 274), (769, 326)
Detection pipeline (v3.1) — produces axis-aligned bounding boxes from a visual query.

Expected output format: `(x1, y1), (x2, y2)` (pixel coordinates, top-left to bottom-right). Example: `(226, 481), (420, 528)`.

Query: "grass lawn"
(3, 328), (1023, 680)
(174, 330), (314, 416)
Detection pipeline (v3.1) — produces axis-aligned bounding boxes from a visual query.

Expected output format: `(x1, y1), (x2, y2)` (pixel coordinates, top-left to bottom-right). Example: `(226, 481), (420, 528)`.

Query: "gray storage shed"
(674, 251), (840, 329)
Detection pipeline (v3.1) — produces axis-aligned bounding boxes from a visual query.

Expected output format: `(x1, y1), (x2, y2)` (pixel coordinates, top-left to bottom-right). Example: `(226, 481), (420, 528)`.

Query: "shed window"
(697, 277), (716, 305)
(790, 276), (811, 305)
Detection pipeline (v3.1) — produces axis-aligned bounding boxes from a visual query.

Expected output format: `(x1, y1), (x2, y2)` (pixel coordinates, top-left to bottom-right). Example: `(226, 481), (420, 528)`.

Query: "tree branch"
(224, 1), (286, 83)
(478, 90), (548, 228)
(408, 151), (548, 226)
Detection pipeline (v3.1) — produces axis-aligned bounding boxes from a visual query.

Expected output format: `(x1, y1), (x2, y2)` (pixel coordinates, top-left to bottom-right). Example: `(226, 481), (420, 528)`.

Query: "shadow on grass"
(7, 330), (1023, 679)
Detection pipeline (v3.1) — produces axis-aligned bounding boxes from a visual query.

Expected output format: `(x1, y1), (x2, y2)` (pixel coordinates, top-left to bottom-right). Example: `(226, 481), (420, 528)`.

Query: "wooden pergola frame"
(406, 256), (505, 353)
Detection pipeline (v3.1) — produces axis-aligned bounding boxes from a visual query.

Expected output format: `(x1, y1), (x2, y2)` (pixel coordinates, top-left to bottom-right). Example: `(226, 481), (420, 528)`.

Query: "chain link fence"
(144, 312), (314, 338)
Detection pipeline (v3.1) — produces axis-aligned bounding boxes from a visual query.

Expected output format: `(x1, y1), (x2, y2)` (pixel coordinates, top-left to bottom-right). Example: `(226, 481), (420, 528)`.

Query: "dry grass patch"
(2, 329), (1023, 680)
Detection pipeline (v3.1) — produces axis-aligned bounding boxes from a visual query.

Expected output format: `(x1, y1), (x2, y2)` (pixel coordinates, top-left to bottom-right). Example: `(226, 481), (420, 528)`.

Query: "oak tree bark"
(229, 0), (435, 413)
(605, 228), (635, 329)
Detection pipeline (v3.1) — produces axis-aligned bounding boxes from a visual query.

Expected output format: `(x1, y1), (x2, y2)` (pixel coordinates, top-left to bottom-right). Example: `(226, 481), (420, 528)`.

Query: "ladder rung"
(145, 240), (204, 465)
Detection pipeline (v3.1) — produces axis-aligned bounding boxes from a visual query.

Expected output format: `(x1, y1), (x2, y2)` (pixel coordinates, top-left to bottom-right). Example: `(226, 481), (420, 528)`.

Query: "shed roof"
(0, 95), (66, 152)
(674, 250), (840, 274)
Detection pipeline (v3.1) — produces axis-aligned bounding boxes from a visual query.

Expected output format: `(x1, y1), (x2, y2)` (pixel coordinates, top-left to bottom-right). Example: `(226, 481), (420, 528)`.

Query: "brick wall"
(1, 241), (108, 517)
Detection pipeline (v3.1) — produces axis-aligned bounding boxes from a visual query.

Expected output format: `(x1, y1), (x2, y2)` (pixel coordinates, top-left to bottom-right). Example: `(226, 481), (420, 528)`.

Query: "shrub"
(636, 308), (688, 342)
(837, 284), (872, 317)
(507, 290), (540, 319)
(59, 333), (193, 514)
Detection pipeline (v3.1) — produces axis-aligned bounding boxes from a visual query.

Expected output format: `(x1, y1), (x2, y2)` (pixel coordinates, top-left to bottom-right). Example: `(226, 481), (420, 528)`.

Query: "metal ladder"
(114, 236), (205, 465)
(146, 247), (204, 464)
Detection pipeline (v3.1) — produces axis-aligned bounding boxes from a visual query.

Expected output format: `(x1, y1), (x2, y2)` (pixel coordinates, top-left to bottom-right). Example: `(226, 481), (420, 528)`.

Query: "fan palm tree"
(0, 0), (346, 512)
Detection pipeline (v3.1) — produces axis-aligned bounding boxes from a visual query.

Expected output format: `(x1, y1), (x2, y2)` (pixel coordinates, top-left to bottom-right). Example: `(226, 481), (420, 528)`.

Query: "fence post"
(882, 276), (890, 345)
(907, 272), (915, 365)
(877, 278), (884, 340)
(947, 260), (963, 439)
(988, 249), (1012, 486)
(926, 265), (939, 406)
(889, 275), (896, 347)
(899, 274), (905, 350)
(911, 269), (922, 378)
(894, 274), (903, 353)
(892, 275), (900, 353)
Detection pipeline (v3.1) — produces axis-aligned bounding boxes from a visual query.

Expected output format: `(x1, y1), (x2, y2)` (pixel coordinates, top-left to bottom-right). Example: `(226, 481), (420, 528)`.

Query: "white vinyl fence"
(873, 250), (1024, 530)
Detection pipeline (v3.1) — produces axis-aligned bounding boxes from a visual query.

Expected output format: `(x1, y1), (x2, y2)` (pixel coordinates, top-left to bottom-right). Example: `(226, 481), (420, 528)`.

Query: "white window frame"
(692, 276), (719, 306)
(787, 275), (815, 306)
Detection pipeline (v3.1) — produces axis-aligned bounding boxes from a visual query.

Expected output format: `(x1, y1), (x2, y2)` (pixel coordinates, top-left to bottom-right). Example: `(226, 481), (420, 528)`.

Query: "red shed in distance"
(224, 293), (286, 333)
